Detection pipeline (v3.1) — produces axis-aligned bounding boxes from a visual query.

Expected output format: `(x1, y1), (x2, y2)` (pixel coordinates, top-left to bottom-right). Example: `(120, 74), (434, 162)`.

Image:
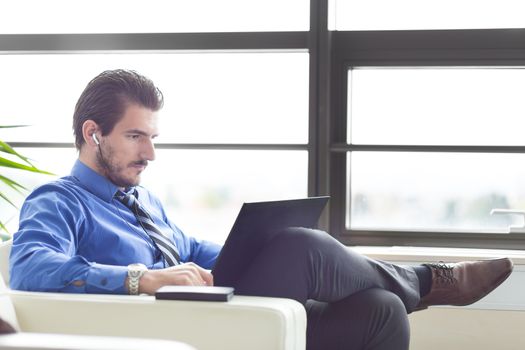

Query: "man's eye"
(129, 135), (140, 140)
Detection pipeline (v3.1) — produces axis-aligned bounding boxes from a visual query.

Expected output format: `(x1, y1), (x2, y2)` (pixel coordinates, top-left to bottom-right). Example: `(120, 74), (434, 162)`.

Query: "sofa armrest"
(0, 332), (195, 350)
(9, 291), (306, 350)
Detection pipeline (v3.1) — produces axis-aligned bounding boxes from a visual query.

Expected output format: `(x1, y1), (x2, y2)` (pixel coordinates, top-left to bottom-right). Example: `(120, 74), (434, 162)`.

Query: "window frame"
(325, 29), (525, 249)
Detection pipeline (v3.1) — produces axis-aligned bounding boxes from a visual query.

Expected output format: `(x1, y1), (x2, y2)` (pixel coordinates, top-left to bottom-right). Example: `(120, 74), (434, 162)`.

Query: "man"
(10, 69), (513, 350)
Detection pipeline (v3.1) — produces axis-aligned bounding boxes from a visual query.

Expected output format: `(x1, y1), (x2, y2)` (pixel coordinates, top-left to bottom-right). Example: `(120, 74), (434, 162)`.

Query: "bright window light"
(0, 53), (309, 144)
(347, 152), (525, 233)
(142, 149), (308, 243)
(0, 0), (309, 33)
(348, 67), (525, 146)
(331, 0), (525, 30)
(0, 52), (309, 242)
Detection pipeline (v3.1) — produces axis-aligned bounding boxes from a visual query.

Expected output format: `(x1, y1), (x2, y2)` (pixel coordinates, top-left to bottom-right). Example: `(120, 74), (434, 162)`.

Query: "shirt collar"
(70, 159), (134, 203)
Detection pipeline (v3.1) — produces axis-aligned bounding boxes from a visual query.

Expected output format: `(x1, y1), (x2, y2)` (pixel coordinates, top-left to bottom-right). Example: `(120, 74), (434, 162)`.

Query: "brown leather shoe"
(416, 257), (513, 310)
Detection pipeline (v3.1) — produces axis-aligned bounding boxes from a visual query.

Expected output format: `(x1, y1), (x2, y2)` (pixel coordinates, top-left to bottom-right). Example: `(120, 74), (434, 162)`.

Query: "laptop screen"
(212, 196), (329, 287)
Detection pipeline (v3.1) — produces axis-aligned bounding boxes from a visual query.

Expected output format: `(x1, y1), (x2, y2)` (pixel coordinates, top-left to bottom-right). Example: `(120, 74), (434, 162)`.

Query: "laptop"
(212, 196), (329, 287)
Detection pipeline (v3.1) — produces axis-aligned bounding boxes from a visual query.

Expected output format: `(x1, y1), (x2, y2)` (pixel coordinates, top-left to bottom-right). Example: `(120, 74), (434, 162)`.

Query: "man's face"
(95, 103), (159, 188)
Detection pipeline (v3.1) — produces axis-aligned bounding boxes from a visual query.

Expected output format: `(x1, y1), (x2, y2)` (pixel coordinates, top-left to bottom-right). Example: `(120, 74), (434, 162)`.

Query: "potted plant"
(0, 125), (52, 241)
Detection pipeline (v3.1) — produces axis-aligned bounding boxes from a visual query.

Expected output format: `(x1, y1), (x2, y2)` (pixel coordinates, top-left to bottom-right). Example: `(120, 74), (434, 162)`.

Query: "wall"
(409, 307), (525, 350)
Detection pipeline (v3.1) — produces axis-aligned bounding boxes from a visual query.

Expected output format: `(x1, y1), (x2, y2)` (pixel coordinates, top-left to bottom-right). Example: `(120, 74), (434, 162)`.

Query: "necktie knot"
(115, 189), (137, 209)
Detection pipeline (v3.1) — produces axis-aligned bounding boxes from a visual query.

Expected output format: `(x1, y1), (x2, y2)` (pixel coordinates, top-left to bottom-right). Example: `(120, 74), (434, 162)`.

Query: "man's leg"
(232, 226), (511, 349)
(305, 289), (410, 350)
(233, 226), (513, 312)
(233, 227), (420, 311)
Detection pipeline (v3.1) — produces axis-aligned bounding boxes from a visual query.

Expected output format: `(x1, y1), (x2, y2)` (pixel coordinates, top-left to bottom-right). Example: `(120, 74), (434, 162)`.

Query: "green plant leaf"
(0, 227), (9, 240)
(0, 124), (54, 234)
(0, 140), (35, 167)
(0, 174), (27, 194)
(0, 155), (54, 175)
(0, 190), (17, 209)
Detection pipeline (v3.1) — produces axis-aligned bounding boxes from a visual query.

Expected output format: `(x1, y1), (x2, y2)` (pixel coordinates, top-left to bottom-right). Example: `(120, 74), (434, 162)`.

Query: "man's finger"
(176, 263), (212, 285)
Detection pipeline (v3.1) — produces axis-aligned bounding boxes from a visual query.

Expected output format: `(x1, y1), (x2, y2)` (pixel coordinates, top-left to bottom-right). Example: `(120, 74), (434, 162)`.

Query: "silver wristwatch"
(127, 263), (147, 295)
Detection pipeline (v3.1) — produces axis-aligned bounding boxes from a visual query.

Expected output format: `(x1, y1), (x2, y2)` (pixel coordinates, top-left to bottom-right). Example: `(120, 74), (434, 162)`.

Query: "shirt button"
(101, 278), (108, 286)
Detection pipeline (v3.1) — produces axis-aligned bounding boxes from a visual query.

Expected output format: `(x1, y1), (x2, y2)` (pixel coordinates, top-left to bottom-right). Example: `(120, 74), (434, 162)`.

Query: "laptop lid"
(212, 196), (329, 287)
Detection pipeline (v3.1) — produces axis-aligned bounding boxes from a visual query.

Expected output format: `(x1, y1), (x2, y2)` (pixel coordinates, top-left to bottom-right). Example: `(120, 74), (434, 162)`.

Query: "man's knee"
(358, 289), (410, 350)
(306, 289), (410, 350)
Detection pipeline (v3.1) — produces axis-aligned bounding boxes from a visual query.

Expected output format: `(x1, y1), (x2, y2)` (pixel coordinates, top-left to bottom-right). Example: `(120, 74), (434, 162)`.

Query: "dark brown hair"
(72, 69), (164, 150)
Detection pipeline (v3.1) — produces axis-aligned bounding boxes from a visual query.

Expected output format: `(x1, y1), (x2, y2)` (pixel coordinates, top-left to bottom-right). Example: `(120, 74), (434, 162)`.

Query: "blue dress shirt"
(9, 160), (222, 294)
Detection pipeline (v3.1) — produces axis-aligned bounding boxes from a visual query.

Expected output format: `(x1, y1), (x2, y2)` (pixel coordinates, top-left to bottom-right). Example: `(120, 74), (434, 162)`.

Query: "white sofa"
(1, 270), (195, 349)
(0, 239), (306, 350)
(0, 331), (195, 350)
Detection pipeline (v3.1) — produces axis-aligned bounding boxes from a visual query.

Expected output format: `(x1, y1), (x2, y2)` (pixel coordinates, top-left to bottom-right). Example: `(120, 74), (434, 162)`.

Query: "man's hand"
(137, 263), (214, 295)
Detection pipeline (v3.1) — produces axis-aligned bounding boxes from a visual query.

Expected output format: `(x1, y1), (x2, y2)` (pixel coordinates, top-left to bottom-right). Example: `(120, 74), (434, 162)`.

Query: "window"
(348, 152), (525, 233)
(0, 0), (309, 33)
(143, 150), (307, 243)
(329, 29), (525, 249)
(0, 4), (310, 243)
(348, 67), (525, 146)
(347, 67), (525, 233)
(3, 0), (525, 250)
(330, 0), (525, 31)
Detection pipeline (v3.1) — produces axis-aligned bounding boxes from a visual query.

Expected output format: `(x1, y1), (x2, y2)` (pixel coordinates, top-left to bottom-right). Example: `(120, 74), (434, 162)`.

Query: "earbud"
(92, 133), (100, 145)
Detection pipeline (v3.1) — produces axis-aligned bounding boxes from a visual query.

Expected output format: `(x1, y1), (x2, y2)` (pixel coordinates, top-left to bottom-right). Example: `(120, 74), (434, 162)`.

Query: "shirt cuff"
(85, 263), (128, 294)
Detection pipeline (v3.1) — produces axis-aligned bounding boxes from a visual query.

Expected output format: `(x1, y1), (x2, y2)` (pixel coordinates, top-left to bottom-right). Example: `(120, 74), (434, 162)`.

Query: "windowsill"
(349, 245), (525, 265)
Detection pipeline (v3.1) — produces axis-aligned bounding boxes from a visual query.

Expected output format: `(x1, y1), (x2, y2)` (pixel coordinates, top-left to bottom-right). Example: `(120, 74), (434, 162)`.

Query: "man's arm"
(9, 184), (127, 294)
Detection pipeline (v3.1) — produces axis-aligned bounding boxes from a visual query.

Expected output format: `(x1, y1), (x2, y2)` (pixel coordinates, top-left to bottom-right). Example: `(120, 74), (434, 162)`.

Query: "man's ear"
(81, 120), (100, 147)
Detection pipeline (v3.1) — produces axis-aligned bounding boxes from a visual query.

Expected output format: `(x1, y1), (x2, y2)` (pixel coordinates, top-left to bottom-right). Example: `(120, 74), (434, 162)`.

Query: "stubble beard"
(95, 145), (141, 188)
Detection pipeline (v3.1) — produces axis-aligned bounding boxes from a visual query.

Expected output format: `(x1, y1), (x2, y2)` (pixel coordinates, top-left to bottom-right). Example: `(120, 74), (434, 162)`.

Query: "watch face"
(129, 270), (142, 278)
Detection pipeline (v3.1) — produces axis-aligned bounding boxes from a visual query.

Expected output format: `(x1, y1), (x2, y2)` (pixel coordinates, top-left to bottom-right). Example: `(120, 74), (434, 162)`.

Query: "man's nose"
(142, 139), (156, 161)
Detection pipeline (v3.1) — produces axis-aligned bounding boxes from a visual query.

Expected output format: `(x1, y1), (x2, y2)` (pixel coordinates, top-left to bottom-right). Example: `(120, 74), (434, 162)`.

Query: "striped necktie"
(115, 189), (180, 266)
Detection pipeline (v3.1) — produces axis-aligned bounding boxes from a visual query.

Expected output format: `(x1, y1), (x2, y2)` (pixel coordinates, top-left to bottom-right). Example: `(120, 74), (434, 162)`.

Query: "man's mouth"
(131, 161), (148, 170)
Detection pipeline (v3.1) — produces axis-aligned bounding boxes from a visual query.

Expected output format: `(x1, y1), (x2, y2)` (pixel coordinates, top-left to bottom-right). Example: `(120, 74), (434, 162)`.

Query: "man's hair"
(72, 69), (164, 150)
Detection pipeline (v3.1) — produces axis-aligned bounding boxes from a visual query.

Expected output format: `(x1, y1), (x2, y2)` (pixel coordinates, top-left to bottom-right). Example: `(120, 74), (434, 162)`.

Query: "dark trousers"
(233, 227), (418, 350)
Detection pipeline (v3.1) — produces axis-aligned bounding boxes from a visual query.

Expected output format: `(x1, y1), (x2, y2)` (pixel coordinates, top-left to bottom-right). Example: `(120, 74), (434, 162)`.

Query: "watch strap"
(127, 264), (147, 295)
